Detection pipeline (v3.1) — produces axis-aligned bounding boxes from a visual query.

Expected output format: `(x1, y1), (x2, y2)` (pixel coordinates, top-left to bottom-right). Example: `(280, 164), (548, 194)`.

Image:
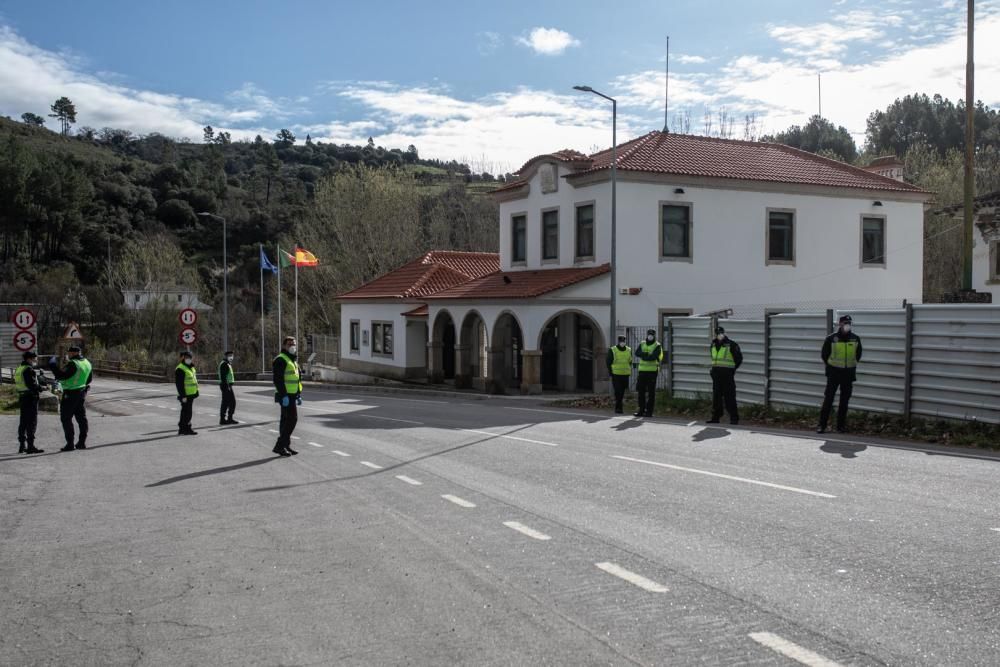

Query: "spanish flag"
(294, 247), (319, 267)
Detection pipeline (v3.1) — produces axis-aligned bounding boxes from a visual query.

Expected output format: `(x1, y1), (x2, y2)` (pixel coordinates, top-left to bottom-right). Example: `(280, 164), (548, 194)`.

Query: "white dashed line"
(395, 475), (422, 486)
(595, 562), (668, 593)
(611, 455), (836, 499)
(268, 429), (279, 434)
(748, 632), (845, 667)
(360, 461), (383, 470)
(459, 428), (559, 447)
(991, 528), (1000, 533)
(143, 403), (154, 407)
(290, 435), (301, 440)
(169, 407), (177, 411)
(308, 442), (324, 448)
(332, 450), (350, 457)
(441, 494), (476, 508)
(686, 421), (698, 427)
(358, 414), (424, 425)
(503, 521), (551, 541)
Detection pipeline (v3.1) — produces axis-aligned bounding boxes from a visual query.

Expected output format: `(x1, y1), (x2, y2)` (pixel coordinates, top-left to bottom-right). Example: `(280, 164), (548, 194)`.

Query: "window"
(574, 203), (595, 260)
(542, 209), (559, 261)
(372, 322), (393, 357)
(660, 203), (692, 259)
(767, 209), (795, 264)
(134, 294), (140, 303)
(177, 294), (183, 302)
(861, 216), (886, 266)
(992, 241), (1000, 282)
(349, 320), (360, 353)
(511, 214), (526, 263)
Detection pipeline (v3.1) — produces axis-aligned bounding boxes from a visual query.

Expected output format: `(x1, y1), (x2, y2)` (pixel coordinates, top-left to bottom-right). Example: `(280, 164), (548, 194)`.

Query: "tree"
(203, 125), (215, 143)
(20, 112), (45, 127)
(275, 128), (296, 146)
(762, 115), (858, 163)
(865, 93), (999, 157)
(48, 97), (77, 136)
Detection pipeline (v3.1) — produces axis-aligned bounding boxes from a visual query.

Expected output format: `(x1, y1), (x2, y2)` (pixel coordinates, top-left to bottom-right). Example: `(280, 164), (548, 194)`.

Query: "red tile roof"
(401, 304), (429, 317)
(337, 251), (500, 300)
(427, 264), (610, 300)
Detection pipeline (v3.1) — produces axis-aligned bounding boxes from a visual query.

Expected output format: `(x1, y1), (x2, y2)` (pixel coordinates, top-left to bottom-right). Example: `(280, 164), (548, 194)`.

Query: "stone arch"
(489, 311), (525, 393)
(536, 309), (608, 392)
(457, 309), (489, 389)
(430, 309), (456, 382)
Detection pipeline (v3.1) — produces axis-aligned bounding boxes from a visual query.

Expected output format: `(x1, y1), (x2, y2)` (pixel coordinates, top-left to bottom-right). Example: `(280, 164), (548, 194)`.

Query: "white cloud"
(516, 27), (580, 55)
(767, 10), (889, 58)
(674, 54), (708, 64)
(477, 31), (502, 56)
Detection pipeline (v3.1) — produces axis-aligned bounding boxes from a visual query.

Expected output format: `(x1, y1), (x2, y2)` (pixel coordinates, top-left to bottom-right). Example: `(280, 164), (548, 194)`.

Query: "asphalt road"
(2, 378), (999, 666)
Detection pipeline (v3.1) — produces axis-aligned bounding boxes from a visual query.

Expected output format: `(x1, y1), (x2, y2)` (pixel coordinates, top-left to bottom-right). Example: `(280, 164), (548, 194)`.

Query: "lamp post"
(574, 85), (617, 389)
(197, 212), (228, 352)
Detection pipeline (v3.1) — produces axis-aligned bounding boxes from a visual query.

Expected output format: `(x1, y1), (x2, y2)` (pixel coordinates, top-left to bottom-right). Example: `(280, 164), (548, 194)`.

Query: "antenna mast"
(663, 36), (670, 132)
(818, 73), (822, 118)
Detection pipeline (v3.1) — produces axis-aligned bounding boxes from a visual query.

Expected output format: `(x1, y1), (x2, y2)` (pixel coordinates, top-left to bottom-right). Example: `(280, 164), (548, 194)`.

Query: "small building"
(122, 287), (212, 311)
(862, 155), (905, 182)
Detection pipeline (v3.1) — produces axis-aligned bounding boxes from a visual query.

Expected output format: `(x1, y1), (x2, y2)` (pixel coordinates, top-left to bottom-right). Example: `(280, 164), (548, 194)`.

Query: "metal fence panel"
(619, 325), (670, 389)
(669, 317), (713, 399)
(310, 333), (340, 367)
(720, 319), (765, 405)
(910, 305), (1000, 424)
(768, 312), (829, 409)
(836, 309), (907, 415)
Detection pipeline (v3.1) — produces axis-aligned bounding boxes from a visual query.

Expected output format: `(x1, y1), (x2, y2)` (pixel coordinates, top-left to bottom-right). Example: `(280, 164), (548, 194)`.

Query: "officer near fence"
(175, 350), (199, 436)
(606, 334), (633, 415)
(817, 315), (863, 434)
(272, 336), (302, 457)
(49, 344), (92, 451)
(218, 350), (237, 425)
(706, 326), (743, 425)
(633, 329), (664, 418)
(14, 351), (44, 454)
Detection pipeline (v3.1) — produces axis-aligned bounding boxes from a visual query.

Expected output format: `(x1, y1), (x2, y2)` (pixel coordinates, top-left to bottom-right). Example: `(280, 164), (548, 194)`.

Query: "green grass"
(0, 384), (19, 415)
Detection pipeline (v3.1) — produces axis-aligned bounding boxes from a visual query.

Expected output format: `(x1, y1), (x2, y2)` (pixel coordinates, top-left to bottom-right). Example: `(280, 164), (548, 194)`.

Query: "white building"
(122, 287), (212, 311)
(338, 131), (931, 393)
(937, 190), (1000, 302)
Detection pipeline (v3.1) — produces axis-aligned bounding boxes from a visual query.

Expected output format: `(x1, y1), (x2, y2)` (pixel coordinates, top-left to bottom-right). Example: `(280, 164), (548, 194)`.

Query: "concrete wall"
(338, 301), (427, 379)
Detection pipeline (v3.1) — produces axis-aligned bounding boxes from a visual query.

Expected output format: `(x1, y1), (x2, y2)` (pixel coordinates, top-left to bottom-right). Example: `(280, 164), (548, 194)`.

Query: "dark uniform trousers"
(220, 386), (235, 420)
(277, 402), (298, 448)
(710, 367), (739, 422)
(611, 375), (629, 412)
(179, 397), (195, 430)
(635, 371), (658, 416)
(18, 394), (39, 447)
(819, 371), (853, 431)
(60, 389), (88, 447)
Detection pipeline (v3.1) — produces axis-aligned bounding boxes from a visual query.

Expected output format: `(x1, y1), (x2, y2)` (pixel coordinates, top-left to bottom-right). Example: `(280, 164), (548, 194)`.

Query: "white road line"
(169, 407), (177, 411)
(332, 450), (350, 457)
(290, 435), (301, 440)
(595, 562), (668, 593)
(267, 429), (279, 434)
(395, 475), (422, 486)
(143, 403), (155, 407)
(686, 420), (698, 427)
(503, 521), (552, 541)
(360, 461), (383, 470)
(611, 455), (836, 499)
(748, 632), (845, 667)
(308, 442), (324, 448)
(357, 414), (425, 425)
(441, 494), (476, 508)
(459, 428), (559, 447)
(991, 528), (1000, 533)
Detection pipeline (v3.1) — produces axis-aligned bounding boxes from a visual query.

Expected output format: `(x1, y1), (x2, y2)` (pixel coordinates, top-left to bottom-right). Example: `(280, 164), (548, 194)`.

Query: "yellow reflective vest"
(176, 363), (199, 396)
(610, 345), (633, 376)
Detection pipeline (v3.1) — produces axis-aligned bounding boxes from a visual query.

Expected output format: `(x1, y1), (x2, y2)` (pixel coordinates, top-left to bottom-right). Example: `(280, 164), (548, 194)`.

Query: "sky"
(1, 0), (999, 172)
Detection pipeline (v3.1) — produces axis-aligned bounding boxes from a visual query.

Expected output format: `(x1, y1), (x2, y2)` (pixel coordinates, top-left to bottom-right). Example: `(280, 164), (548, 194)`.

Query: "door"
(576, 317), (594, 391)
(540, 322), (559, 389)
(442, 324), (456, 379)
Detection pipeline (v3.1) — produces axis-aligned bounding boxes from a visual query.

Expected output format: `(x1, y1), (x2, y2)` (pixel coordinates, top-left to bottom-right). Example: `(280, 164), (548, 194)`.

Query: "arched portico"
(490, 311), (525, 393)
(457, 310), (488, 389)
(536, 309), (609, 393)
(429, 310), (456, 382)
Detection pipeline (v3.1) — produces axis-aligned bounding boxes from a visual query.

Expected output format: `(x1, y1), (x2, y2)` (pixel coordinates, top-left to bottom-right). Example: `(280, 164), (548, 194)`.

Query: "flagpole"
(276, 243), (282, 352)
(259, 244), (265, 374)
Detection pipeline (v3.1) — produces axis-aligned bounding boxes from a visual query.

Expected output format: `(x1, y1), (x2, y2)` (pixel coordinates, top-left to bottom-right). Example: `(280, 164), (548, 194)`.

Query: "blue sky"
(2, 0), (998, 169)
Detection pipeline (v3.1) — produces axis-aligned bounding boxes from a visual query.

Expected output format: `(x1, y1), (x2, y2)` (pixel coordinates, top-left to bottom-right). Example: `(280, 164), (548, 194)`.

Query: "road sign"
(62, 322), (83, 339)
(178, 327), (198, 346)
(13, 330), (36, 351)
(179, 308), (198, 327)
(12, 308), (36, 330)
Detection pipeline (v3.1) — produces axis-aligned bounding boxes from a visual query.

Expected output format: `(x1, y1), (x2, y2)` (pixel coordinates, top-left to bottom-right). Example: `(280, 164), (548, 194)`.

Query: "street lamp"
(574, 85), (617, 392)
(197, 212), (228, 353)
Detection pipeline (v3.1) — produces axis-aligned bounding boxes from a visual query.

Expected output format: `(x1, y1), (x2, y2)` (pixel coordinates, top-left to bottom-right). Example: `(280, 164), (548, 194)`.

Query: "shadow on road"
(820, 441), (868, 458)
(146, 457), (278, 487)
(612, 418), (644, 432)
(692, 427), (730, 443)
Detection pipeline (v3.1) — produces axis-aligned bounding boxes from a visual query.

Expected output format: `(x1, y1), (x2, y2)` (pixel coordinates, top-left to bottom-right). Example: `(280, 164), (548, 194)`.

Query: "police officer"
(706, 326), (743, 425)
(633, 329), (663, 418)
(14, 351), (44, 454)
(272, 336), (302, 457)
(817, 315), (863, 434)
(49, 344), (92, 451)
(175, 350), (199, 435)
(218, 350), (237, 425)
(606, 335), (633, 414)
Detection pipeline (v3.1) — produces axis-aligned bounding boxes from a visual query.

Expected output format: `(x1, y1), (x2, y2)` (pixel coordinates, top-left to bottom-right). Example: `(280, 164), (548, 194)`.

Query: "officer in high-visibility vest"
(14, 351), (44, 454)
(633, 329), (664, 418)
(605, 335), (633, 414)
(706, 326), (743, 425)
(218, 350), (237, 425)
(49, 344), (92, 451)
(272, 336), (303, 457)
(818, 315), (863, 434)
(175, 350), (199, 436)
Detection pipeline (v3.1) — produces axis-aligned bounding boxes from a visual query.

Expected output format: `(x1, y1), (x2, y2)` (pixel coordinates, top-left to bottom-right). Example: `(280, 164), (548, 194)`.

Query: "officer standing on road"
(633, 329), (664, 418)
(272, 336), (302, 457)
(175, 350), (199, 436)
(49, 344), (92, 452)
(606, 335), (633, 415)
(706, 326), (743, 425)
(817, 315), (863, 434)
(218, 350), (237, 425)
(14, 351), (44, 454)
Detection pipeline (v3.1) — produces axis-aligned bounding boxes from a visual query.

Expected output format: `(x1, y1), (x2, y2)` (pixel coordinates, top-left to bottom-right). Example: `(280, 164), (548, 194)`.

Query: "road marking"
(290, 435), (301, 440)
(748, 632), (845, 667)
(595, 562), (668, 593)
(687, 421), (698, 427)
(503, 521), (552, 541)
(357, 414), (424, 425)
(991, 528), (1000, 533)
(332, 450), (350, 457)
(169, 407), (177, 411)
(360, 461), (383, 470)
(459, 428), (559, 447)
(308, 442), (324, 448)
(395, 475), (422, 486)
(442, 494), (476, 508)
(611, 455), (836, 499)
(268, 429), (279, 434)
(143, 403), (155, 407)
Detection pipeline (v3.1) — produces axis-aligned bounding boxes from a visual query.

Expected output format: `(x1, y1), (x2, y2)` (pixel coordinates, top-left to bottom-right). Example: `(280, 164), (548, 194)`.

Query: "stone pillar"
(427, 340), (443, 383)
(593, 345), (610, 394)
(454, 344), (472, 388)
(520, 350), (542, 395)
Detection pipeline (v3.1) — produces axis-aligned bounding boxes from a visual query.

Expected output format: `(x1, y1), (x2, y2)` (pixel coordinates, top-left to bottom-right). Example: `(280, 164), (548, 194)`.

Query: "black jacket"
(710, 338), (743, 372)
(821, 331), (863, 380)
(19, 364), (41, 396)
(273, 352), (301, 399)
(218, 359), (234, 388)
(175, 363), (199, 398)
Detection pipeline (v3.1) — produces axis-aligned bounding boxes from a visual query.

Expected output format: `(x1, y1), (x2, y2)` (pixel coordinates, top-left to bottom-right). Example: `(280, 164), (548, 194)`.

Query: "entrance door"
(576, 317), (594, 391)
(442, 324), (456, 379)
(540, 322), (559, 389)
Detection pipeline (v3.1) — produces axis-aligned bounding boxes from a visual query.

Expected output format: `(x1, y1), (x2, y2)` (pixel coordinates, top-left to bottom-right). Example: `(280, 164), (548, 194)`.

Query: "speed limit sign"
(178, 327), (198, 346)
(13, 330), (36, 351)
(12, 308), (36, 330)
(178, 308), (198, 327)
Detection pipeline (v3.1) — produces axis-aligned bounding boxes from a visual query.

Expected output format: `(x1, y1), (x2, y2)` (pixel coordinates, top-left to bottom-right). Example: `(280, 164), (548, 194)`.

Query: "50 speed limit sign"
(178, 328), (198, 346)
(13, 330), (36, 351)
(178, 308), (198, 327)
(12, 308), (36, 330)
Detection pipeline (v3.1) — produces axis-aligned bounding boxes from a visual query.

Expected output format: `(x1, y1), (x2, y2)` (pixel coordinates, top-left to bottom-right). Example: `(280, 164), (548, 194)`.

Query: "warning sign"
(62, 322), (83, 339)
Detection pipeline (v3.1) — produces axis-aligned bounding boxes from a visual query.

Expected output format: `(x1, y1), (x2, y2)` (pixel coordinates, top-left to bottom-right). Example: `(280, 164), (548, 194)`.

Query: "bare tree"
(743, 113), (761, 141)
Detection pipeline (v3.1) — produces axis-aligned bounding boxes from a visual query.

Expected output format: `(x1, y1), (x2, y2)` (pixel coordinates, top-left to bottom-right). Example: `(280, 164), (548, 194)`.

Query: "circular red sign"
(178, 327), (198, 346)
(12, 308), (36, 330)
(178, 308), (198, 327)
(13, 330), (36, 351)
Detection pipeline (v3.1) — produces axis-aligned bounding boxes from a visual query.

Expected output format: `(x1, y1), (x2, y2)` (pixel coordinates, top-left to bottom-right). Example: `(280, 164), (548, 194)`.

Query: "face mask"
(716, 335), (725, 342)
(646, 336), (654, 343)
(288, 345), (297, 355)
(226, 355), (234, 362)
(842, 325), (852, 333)
(184, 357), (193, 365)
(617, 343), (626, 349)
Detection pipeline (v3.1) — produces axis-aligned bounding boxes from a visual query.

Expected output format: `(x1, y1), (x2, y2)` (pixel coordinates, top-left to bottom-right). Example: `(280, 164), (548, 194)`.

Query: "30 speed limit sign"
(13, 330), (36, 351)
(178, 308), (198, 327)
(12, 308), (36, 330)
(178, 328), (198, 346)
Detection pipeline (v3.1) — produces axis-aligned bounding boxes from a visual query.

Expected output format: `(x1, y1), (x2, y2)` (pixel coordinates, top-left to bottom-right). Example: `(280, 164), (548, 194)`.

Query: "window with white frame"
(660, 203), (692, 259)
(861, 216), (886, 266)
(542, 209), (559, 261)
(349, 320), (360, 353)
(575, 203), (595, 260)
(767, 209), (795, 264)
(511, 214), (526, 263)
(372, 322), (393, 357)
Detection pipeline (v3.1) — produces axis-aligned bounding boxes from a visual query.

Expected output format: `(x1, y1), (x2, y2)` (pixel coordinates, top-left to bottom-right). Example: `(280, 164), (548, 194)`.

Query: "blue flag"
(260, 247), (278, 274)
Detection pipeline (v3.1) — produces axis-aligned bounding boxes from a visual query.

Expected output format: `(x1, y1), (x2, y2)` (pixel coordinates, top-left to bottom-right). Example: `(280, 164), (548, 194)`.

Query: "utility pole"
(962, 0), (975, 291)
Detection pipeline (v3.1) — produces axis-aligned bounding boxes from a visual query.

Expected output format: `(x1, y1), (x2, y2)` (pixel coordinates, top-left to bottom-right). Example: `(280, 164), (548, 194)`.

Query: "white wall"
(973, 227), (999, 302)
(339, 302), (415, 371)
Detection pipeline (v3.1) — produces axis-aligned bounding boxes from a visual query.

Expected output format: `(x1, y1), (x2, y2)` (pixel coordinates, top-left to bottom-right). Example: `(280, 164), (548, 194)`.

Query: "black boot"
(25, 445), (44, 454)
(285, 446), (299, 455)
(273, 444), (291, 457)
(60, 444), (75, 452)
(18, 443), (26, 454)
